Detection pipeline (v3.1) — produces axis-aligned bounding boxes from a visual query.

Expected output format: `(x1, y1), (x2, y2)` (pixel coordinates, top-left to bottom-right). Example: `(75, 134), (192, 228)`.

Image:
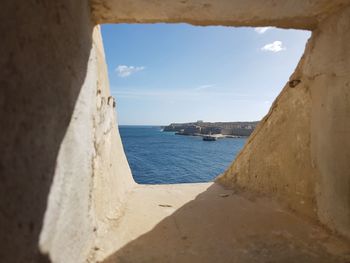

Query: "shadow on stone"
(0, 1), (93, 261)
(101, 184), (350, 263)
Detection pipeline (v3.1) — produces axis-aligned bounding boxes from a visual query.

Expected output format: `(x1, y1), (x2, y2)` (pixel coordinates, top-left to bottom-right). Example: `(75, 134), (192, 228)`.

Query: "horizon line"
(118, 120), (260, 126)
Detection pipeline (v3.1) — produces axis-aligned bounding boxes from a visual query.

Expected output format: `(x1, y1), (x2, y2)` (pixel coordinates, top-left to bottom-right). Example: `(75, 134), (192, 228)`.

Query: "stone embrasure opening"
(102, 24), (311, 185)
(2, 1), (350, 262)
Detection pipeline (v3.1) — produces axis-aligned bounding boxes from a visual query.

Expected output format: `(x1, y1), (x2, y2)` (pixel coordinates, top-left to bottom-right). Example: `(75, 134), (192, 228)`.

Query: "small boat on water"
(203, 135), (217, 141)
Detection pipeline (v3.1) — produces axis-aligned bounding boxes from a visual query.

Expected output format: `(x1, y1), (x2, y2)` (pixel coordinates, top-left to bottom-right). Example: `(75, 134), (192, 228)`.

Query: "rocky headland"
(163, 120), (259, 137)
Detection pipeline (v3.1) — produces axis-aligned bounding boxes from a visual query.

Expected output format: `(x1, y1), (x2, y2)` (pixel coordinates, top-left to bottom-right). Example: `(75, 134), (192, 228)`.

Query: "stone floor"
(99, 183), (350, 263)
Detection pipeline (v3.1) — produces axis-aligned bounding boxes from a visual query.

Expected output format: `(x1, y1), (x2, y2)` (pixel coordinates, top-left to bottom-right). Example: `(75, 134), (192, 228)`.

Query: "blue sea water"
(119, 126), (247, 184)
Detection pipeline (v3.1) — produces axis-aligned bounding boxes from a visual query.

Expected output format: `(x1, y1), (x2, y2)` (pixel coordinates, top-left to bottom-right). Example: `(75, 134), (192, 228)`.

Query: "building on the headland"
(163, 121), (259, 136)
(183, 125), (201, 135)
(201, 126), (222, 135)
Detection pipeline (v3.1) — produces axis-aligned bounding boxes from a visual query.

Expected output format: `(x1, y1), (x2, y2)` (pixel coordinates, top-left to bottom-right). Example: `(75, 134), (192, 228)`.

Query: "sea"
(119, 125), (247, 184)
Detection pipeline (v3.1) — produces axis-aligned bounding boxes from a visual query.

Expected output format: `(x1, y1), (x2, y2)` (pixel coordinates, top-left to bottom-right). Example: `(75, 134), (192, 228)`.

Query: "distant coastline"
(162, 120), (258, 137)
(119, 125), (161, 129)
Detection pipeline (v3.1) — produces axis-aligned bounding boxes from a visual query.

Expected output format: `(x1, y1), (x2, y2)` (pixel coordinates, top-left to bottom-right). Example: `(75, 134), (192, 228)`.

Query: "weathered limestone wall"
(218, 5), (350, 239)
(0, 1), (134, 262)
(307, 7), (350, 238)
(0, 1), (94, 262)
(91, 0), (349, 29)
(90, 27), (136, 261)
(39, 26), (135, 263)
(1, 0), (350, 262)
(90, 0), (350, 240)
(218, 51), (317, 219)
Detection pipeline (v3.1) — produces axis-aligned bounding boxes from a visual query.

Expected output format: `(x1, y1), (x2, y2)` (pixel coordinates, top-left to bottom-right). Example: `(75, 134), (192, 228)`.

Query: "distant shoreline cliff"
(163, 120), (259, 137)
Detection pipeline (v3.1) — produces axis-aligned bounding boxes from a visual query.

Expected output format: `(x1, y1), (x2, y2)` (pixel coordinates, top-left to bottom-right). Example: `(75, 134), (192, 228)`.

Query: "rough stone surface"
(218, 5), (350, 239)
(218, 43), (318, 219)
(90, 27), (135, 262)
(307, 7), (350, 239)
(39, 26), (135, 263)
(100, 183), (350, 263)
(1, 0), (350, 262)
(0, 1), (135, 262)
(0, 1), (94, 262)
(91, 0), (349, 29)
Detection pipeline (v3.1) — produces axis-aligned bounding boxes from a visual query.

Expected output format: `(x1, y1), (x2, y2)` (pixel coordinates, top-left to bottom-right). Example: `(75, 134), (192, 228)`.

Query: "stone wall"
(1, 0), (349, 262)
(308, 7), (350, 238)
(0, 1), (94, 262)
(39, 26), (135, 263)
(218, 5), (350, 239)
(91, 0), (349, 29)
(0, 1), (134, 262)
(89, 0), (350, 240)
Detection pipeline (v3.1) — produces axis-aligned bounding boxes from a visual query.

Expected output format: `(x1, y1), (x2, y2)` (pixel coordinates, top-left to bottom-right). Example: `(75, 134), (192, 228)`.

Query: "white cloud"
(254, 27), (273, 34)
(116, 65), (145, 77)
(195, 84), (216, 91)
(261, 41), (286, 52)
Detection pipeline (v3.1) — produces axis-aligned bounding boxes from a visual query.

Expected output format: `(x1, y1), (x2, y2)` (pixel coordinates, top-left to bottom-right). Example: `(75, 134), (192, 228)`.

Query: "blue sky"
(101, 24), (310, 125)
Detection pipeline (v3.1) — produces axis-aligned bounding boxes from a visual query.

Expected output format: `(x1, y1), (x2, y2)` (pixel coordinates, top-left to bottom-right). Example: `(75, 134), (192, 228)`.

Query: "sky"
(101, 24), (311, 125)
